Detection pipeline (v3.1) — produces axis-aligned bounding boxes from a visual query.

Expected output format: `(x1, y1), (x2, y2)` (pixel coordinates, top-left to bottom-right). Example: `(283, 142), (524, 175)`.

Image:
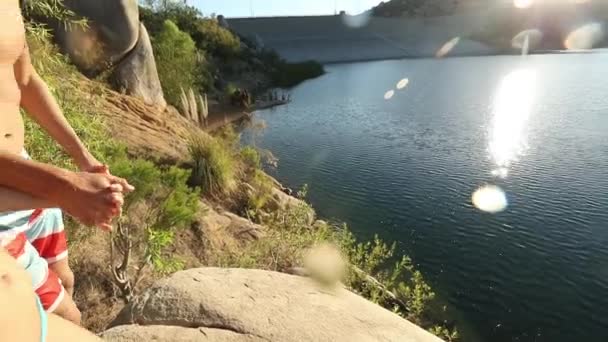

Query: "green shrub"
(195, 19), (241, 59)
(188, 133), (236, 195)
(152, 20), (199, 106)
(141, 4), (241, 59)
(240, 146), (261, 170)
(245, 169), (274, 219)
(111, 158), (200, 276)
(272, 60), (325, 88)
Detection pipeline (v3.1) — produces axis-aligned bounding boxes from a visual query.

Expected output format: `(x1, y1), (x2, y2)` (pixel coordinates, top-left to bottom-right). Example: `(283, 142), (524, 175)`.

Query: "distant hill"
(372, 0), (608, 50)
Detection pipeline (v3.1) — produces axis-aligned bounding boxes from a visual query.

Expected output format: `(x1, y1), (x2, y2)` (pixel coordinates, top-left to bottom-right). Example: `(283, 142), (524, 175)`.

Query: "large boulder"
(53, 0), (140, 74)
(103, 268), (442, 342)
(102, 325), (263, 342)
(110, 24), (166, 109)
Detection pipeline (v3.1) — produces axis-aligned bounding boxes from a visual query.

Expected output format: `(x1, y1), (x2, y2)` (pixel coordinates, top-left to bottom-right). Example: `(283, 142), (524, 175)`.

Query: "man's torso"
(0, 0), (26, 155)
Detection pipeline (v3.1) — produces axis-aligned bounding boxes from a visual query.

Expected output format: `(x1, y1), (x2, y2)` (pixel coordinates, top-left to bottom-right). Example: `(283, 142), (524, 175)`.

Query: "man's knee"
(61, 268), (75, 292)
(49, 261), (74, 293)
(53, 294), (81, 325)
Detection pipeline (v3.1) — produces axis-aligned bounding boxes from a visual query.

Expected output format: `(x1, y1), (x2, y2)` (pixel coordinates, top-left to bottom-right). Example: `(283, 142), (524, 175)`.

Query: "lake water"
(244, 54), (608, 341)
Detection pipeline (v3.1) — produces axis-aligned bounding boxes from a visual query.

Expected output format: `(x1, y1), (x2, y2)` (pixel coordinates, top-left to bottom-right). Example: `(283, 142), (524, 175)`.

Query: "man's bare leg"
(52, 290), (81, 325)
(49, 258), (75, 296)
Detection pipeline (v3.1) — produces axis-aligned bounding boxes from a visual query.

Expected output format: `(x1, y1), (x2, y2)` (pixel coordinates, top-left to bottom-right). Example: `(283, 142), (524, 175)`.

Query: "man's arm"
(0, 151), (125, 230)
(0, 187), (51, 212)
(14, 43), (98, 170)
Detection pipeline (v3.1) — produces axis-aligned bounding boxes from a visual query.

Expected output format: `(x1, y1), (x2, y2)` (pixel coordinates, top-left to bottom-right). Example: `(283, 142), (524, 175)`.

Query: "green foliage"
(272, 60), (325, 88)
(112, 158), (200, 274)
(429, 325), (460, 342)
(23, 0), (87, 28)
(224, 82), (239, 99)
(188, 133), (237, 195)
(141, 4), (240, 59)
(240, 146), (261, 170)
(24, 36), (123, 169)
(339, 231), (457, 338)
(26, 34), (199, 277)
(245, 169), (274, 219)
(195, 19), (241, 59)
(212, 201), (327, 270)
(152, 20), (199, 106)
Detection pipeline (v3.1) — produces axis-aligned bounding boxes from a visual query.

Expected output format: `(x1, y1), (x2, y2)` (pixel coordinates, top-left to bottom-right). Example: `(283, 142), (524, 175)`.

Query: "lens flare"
(396, 78), (409, 90)
(472, 185), (508, 213)
(513, 0), (534, 9)
(384, 89), (395, 100)
(564, 22), (604, 50)
(304, 243), (346, 287)
(512, 29), (543, 52)
(436, 37), (461, 58)
(341, 12), (371, 29)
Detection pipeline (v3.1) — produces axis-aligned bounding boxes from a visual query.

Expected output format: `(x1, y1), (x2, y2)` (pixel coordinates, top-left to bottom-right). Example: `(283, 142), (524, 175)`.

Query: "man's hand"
(79, 155), (135, 192)
(58, 172), (131, 231)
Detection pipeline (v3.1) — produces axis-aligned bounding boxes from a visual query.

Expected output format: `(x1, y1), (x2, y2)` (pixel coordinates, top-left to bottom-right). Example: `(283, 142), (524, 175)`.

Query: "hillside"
(372, 0), (608, 50)
(21, 1), (459, 341)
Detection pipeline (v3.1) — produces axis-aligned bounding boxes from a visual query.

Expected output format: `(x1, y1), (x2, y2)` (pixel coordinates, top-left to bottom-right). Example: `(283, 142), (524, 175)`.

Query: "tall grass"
(188, 133), (236, 195)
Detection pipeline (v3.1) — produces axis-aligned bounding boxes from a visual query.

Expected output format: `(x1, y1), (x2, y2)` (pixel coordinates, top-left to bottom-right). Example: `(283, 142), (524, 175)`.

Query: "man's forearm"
(20, 74), (93, 168)
(0, 187), (52, 211)
(0, 151), (73, 205)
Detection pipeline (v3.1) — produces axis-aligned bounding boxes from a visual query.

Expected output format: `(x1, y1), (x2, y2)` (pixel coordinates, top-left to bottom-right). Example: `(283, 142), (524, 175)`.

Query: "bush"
(188, 133), (237, 195)
(240, 146), (261, 170)
(272, 60), (325, 88)
(141, 4), (241, 59)
(109, 158), (200, 301)
(245, 169), (274, 220)
(195, 19), (241, 59)
(152, 20), (199, 106)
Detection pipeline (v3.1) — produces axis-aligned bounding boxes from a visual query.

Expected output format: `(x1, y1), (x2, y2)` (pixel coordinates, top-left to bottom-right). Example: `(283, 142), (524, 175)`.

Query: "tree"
(152, 20), (199, 106)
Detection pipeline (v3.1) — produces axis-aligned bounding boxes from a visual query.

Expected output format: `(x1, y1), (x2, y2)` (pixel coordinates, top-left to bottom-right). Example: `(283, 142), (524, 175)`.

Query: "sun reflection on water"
(489, 69), (537, 177)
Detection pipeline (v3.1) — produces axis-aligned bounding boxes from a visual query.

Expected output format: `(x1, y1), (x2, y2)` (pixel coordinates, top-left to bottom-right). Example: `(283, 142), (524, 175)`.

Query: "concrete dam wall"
(227, 11), (498, 63)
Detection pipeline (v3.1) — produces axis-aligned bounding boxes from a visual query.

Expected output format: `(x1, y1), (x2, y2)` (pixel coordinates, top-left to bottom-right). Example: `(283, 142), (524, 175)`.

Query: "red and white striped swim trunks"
(1, 208), (68, 311)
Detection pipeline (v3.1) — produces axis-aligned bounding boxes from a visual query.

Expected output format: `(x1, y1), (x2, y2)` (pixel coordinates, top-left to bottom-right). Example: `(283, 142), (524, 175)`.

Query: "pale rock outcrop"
(194, 204), (265, 250)
(267, 188), (315, 224)
(111, 24), (166, 109)
(102, 325), (263, 342)
(103, 268), (442, 342)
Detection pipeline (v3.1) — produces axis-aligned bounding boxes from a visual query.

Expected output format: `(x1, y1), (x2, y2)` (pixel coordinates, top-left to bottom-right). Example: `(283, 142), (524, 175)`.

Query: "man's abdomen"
(0, 65), (24, 155)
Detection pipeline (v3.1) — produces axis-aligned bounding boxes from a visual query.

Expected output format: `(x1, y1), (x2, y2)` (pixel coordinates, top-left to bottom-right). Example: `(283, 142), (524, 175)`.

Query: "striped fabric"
(0, 151), (67, 311)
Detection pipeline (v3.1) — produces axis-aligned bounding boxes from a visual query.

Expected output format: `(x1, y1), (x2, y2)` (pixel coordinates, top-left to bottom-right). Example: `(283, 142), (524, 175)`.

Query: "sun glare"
(489, 69), (537, 175)
(513, 0), (534, 8)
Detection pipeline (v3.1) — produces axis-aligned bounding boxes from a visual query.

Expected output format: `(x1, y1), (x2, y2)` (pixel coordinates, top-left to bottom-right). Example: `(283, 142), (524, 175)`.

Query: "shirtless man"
(0, 0), (133, 327)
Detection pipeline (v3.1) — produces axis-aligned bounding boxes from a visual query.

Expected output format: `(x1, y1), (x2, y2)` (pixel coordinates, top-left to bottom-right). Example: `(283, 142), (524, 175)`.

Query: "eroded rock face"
(104, 268), (442, 342)
(110, 24), (166, 109)
(53, 0), (140, 74)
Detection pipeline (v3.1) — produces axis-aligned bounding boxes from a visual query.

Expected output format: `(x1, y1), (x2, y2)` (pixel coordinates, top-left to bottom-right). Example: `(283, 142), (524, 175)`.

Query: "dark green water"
(244, 54), (608, 341)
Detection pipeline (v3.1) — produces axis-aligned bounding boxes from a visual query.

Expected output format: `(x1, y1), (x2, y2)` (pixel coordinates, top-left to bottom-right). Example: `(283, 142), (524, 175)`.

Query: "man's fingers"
(99, 222), (113, 232)
(107, 193), (124, 206)
(107, 183), (124, 193)
(110, 176), (135, 192)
